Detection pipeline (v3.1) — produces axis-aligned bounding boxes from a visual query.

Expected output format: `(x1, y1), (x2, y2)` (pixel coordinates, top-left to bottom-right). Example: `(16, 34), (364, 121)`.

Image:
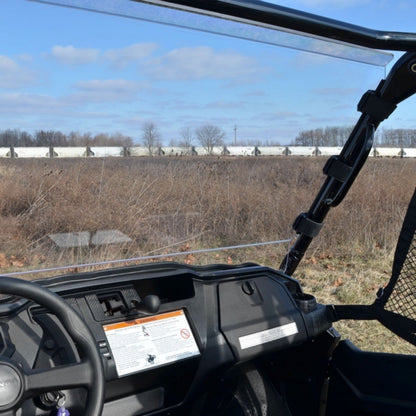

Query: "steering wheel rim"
(0, 276), (104, 416)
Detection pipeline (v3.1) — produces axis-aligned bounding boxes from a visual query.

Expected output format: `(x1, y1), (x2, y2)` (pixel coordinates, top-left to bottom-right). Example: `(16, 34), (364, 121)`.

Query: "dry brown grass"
(0, 156), (415, 353)
(0, 157), (320, 267)
(0, 156), (414, 269)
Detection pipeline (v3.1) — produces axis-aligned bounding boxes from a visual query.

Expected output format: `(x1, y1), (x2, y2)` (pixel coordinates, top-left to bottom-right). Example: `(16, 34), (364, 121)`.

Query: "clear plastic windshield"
(31, 0), (392, 67)
(1, 0), (409, 279)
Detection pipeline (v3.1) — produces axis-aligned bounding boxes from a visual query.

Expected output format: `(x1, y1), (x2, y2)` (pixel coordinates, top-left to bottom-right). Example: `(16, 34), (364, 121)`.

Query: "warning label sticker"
(238, 322), (298, 350)
(103, 310), (200, 377)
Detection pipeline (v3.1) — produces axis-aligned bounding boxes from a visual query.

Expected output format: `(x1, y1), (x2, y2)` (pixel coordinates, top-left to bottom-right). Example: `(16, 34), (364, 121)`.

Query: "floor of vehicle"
(200, 365), (293, 416)
(326, 340), (416, 416)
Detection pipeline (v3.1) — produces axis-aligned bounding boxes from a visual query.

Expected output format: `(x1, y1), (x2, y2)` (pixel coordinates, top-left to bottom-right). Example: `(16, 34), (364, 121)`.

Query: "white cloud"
(0, 56), (37, 89)
(0, 91), (120, 133)
(47, 43), (158, 68)
(70, 79), (143, 103)
(205, 100), (247, 110)
(312, 87), (358, 96)
(146, 46), (264, 80)
(103, 43), (158, 68)
(258, 110), (300, 122)
(0, 92), (63, 113)
(49, 45), (99, 65)
(0, 56), (19, 73)
(0, 79), (143, 124)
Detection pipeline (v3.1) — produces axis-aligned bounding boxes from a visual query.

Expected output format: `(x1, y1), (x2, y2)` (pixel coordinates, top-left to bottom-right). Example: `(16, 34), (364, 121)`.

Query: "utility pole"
(234, 125), (237, 145)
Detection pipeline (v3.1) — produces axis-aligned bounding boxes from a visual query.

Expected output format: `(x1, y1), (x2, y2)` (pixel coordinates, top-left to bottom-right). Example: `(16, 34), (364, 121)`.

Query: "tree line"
(0, 129), (133, 147)
(1, 125), (415, 150)
(0, 125), (226, 153)
(293, 126), (416, 147)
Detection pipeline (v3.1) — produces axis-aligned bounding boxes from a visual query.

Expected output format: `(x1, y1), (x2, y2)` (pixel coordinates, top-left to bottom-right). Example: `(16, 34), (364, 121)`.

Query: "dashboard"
(0, 262), (331, 415)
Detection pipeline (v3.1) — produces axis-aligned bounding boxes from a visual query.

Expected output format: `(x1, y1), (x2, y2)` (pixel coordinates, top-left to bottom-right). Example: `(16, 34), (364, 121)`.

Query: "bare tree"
(35, 130), (67, 146)
(379, 128), (416, 147)
(142, 122), (160, 155)
(179, 126), (194, 153)
(19, 131), (33, 146)
(293, 126), (353, 146)
(0, 129), (20, 146)
(91, 132), (133, 146)
(294, 129), (315, 146)
(196, 124), (225, 155)
(112, 132), (133, 147)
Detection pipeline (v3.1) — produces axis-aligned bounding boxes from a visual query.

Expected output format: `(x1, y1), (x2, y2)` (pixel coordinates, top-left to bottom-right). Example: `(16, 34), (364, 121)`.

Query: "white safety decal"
(239, 322), (298, 350)
(103, 310), (200, 377)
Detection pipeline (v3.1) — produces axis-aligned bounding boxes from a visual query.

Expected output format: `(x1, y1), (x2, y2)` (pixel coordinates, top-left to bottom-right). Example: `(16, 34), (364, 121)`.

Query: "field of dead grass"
(0, 156), (414, 270)
(0, 156), (415, 353)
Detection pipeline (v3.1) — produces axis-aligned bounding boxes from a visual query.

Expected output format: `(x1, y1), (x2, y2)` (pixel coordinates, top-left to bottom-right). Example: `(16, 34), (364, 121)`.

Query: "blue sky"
(1, 0), (416, 145)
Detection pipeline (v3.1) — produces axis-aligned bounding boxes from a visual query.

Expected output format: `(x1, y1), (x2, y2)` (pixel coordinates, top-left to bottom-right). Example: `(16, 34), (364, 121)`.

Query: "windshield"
(28, 0), (394, 66)
(1, 0), (415, 279)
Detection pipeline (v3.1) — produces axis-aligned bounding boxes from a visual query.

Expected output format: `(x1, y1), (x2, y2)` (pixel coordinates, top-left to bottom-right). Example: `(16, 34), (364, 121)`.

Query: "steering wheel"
(0, 276), (104, 416)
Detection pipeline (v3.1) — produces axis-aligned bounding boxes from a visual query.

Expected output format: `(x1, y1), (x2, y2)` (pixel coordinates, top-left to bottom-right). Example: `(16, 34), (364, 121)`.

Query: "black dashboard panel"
(219, 276), (308, 361)
(0, 262), (331, 415)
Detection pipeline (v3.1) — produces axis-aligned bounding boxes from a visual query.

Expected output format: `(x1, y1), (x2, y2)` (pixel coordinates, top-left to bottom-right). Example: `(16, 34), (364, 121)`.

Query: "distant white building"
(372, 147), (403, 157)
(13, 147), (50, 158)
(224, 146), (256, 156)
(89, 146), (124, 157)
(256, 146), (287, 156)
(53, 147), (88, 157)
(129, 146), (152, 156)
(159, 146), (193, 156)
(193, 146), (224, 156)
(402, 148), (416, 158)
(316, 147), (343, 156)
(287, 146), (316, 156)
(0, 147), (11, 158)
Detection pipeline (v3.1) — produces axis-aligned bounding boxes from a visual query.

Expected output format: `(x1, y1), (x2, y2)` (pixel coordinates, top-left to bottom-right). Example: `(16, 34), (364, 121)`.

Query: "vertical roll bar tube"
(281, 51), (416, 276)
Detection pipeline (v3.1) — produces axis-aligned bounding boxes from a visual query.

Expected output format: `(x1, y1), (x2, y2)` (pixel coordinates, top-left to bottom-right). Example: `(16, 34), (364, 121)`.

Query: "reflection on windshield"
(31, 0), (392, 66)
(3, 1), (406, 279)
(0, 158), (307, 278)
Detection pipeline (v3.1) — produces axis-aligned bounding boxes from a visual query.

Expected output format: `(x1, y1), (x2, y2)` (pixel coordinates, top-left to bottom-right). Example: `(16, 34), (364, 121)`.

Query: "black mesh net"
(375, 188), (416, 344)
(332, 189), (416, 345)
(384, 233), (416, 319)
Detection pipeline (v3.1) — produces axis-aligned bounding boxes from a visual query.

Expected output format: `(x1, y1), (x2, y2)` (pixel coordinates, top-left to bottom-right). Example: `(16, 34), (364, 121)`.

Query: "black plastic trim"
(149, 0), (416, 51)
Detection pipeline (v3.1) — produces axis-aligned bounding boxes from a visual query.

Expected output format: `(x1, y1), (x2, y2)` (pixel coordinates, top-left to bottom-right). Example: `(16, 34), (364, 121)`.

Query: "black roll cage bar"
(140, 0), (416, 51)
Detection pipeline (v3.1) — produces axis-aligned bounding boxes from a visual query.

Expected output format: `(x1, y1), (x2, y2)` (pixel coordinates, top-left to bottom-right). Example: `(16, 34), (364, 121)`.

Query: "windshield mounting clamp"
(293, 213), (324, 238)
(358, 86), (397, 121)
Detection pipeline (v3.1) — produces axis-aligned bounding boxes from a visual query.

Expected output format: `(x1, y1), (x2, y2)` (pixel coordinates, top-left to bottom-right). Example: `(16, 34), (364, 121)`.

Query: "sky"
(1, 0), (416, 145)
